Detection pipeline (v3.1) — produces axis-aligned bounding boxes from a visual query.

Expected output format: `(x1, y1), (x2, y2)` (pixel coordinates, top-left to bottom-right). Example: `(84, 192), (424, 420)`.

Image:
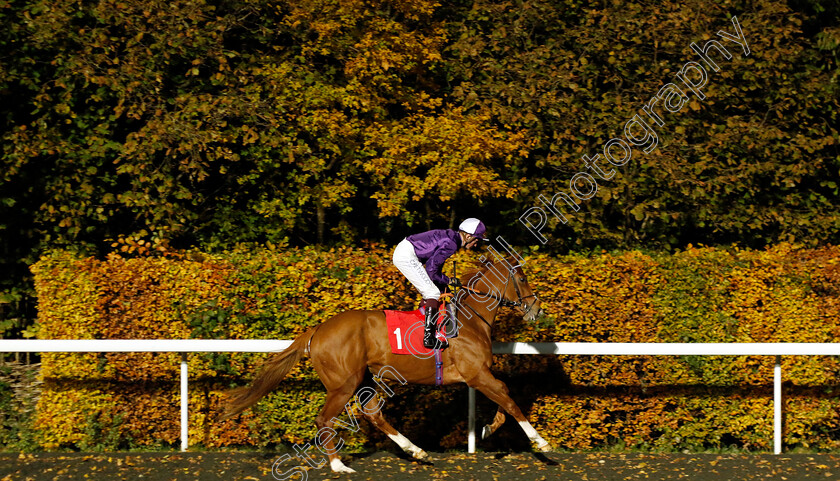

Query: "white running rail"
(3, 339), (836, 454)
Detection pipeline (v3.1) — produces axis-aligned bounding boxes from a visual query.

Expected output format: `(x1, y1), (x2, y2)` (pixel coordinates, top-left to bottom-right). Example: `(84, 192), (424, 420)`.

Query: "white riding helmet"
(458, 218), (486, 239)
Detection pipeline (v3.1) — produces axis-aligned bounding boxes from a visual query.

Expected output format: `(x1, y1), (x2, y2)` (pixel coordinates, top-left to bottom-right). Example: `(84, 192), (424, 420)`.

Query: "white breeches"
(392, 239), (441, 300)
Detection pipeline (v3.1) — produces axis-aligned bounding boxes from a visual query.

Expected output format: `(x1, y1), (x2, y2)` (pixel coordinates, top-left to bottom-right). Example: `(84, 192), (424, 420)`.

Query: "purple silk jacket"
(406, 229), (462, 285)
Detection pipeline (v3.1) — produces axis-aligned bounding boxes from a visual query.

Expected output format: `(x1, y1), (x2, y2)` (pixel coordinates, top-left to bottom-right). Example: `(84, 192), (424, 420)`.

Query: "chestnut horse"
(223, 259), (550, 473)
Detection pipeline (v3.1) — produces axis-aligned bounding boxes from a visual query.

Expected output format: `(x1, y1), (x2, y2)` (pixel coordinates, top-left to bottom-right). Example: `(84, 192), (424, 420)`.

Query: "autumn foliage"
(28, 243), (840, 451)
(2, 0), (839, 339)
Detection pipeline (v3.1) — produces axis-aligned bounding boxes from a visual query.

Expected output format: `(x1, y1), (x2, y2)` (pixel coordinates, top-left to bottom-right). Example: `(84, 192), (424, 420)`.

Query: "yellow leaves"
(364, 108), (526, 217)
(531, 391), (780, 451)
(284, 0), (445, 87)
(520, 245), (840, 450)
(31, 244), (840, 450)
(345, 19), (445, 83)
(240, 125), (259, 145)
(35, 388), (117, 449)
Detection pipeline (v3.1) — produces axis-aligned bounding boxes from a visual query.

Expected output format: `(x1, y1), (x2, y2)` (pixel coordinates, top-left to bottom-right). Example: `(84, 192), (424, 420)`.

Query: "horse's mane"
(460, 257), (522, 283)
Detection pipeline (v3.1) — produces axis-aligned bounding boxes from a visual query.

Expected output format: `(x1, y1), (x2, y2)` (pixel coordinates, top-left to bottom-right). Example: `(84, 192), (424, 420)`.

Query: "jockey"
(392, 218), (486, 348)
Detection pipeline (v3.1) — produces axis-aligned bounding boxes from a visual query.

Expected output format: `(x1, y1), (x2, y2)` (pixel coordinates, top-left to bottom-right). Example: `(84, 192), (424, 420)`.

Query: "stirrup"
(423, 308), (447, 349)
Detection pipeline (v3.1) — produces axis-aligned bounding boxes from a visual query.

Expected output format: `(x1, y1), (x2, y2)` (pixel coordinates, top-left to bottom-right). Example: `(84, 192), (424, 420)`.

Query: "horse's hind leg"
(360, 392), (428, 460)
(314, 374), (365, 473)
(469, 368), (551, 451)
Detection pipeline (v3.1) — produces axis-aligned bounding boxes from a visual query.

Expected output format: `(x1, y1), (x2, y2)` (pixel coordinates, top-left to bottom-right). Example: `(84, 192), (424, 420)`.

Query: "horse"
(223, 258), (550, 473)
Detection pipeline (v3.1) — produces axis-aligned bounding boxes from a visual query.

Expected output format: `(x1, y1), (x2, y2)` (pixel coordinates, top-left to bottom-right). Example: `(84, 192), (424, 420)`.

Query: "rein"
(455, 267), (538, 328)
(458, 285), (519, 308)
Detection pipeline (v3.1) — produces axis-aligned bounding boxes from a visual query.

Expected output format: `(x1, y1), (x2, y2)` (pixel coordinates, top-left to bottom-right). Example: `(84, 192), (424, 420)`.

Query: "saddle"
(384, 298), (459, 357)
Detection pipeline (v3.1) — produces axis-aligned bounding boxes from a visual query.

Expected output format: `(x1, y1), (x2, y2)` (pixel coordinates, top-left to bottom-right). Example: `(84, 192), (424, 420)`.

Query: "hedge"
(26, 243), (840, 451)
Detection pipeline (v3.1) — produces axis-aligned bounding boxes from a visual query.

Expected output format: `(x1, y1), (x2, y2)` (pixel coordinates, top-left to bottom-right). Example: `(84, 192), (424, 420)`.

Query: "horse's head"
(500, 264), (545, 322)
(467, 259), (545, 322)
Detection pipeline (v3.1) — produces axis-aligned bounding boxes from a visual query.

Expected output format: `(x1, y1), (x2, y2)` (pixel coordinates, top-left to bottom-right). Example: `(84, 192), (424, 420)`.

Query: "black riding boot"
(422, 300), (445, 349)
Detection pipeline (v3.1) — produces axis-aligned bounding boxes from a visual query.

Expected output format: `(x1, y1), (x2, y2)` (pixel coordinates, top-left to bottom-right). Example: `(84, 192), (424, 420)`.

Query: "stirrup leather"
(422, 306), (448, 349)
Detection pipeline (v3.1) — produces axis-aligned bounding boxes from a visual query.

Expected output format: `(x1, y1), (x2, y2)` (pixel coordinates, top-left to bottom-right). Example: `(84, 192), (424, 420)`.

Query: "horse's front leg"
(482, 407), (506, 439)
(468, 368), (551, 451)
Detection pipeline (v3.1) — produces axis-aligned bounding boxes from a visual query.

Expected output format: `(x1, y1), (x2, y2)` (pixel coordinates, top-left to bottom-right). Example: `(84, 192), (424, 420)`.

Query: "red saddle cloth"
(384, 309), (447, 356)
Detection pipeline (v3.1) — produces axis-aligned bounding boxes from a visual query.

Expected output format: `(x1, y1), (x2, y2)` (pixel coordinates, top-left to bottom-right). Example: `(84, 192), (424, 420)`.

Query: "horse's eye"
(519, 278), (526, 282)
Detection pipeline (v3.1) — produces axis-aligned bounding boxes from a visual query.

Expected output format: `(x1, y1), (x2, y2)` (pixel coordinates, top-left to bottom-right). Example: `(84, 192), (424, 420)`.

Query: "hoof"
(330, 458), (356, 473)
(481, 425), (493, 440)
(538, 443), (552, 453)
(413, 449), (429, 460)
(332, 465), (356, 474)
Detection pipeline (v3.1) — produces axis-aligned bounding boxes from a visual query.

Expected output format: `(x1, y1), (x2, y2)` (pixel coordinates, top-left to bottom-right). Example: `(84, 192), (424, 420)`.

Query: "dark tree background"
(1, 0), (838, 337)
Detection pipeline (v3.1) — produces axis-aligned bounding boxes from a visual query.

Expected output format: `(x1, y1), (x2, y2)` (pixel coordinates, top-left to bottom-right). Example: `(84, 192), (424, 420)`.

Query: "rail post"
(181, 353), (189, 452)
(774, 355), (782, 455)
(468, 387), (476, 453)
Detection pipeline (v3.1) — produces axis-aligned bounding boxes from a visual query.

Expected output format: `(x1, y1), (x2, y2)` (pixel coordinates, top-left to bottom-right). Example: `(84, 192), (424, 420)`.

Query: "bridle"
(455, 266), (539, 327)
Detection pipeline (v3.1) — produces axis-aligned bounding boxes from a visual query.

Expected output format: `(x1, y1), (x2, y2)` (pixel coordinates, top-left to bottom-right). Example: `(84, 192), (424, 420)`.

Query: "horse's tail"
(222, 327), (317, 420)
